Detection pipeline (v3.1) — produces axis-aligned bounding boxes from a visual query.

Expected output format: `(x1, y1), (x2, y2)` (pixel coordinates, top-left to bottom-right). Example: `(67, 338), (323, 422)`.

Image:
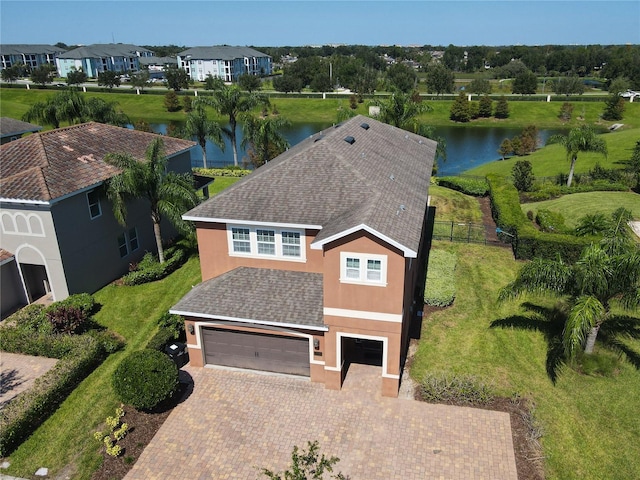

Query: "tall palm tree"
(546, 125), (608, 187)
(499, 209), (640, 357)
(195, 84), (267, 166)
(240, 114), (291, 167)
(183, 104), (225, 169)
(105, 138), (199, 264)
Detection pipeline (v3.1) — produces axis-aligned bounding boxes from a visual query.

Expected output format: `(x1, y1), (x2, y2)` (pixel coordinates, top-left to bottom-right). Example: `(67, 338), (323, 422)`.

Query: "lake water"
(149, 122), (566, 176)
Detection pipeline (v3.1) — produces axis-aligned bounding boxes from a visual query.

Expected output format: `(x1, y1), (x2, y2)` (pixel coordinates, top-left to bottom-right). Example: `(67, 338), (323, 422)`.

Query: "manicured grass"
(3, 86), (640, 130)
(428, 185), (483, 223)
(521, 191), (640, 227)
(465, 127), (640, 178)
(206, 176), (242, 196)
(411, 242), (640, 480)
(3, 256), (202, 479)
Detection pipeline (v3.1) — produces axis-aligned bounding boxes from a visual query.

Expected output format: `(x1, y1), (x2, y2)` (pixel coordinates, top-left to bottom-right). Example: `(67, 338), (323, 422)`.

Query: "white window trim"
(86, 190), (102, 219)
(340, 251), (387, 287)
(226, 224), (306, 262)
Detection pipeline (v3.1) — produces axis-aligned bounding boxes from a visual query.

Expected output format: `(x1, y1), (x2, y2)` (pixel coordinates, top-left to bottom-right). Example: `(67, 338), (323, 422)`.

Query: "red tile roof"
(0, 123), (196, 202)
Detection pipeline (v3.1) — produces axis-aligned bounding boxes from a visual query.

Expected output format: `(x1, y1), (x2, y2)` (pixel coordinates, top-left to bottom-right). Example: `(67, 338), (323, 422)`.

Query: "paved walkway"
(125, 364), (517, 480)
(0, 352), (58, 408)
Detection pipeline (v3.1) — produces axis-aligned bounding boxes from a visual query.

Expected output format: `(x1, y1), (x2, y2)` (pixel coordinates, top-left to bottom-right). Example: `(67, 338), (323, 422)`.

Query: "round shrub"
(113, 349), (178, 410)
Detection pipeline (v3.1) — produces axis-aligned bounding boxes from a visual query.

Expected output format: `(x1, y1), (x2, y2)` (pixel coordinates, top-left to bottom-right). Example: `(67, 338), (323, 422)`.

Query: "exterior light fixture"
(313, 338), (320, 350)
(187, 323), (195, 335)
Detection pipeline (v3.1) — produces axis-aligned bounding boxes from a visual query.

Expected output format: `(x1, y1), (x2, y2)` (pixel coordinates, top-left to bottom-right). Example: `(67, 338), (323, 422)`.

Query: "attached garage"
(202, 327), (311, 376)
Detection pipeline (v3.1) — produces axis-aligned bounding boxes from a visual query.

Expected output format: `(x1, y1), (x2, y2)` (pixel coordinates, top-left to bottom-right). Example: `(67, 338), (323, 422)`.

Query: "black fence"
(432, 221), (509, 247)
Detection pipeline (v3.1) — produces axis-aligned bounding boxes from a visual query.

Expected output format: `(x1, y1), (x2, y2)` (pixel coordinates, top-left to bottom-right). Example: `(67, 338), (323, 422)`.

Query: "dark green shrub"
(193, 167), (251, 178)
(113, 349), (178, 410)
(6, 304), (49, 333)
(418, 372), (495, 406)
(0, 335), (107, 456)
(52, 293), (97, 318)
(146, 327), (175, 352)
(122, 247), (186, 285)
(424, 250), (457, 307)
(0, 327), (81, 358)
(512, 159), (535, 192)
(86, 330), (126, 354)
(535, 209), (568, 233)
(157, 312), (184, 340)
(436, 176), (489, 196)
(575, 213), (610, 236)
(589, 163), (623, 183)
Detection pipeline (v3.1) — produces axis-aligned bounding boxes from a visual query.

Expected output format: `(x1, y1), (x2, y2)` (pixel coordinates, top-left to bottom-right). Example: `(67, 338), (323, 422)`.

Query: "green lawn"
(521, 191), (640, 227)
(206, 176), (242, 196)
(465, 127), (640, 178)
(428, 184), (483, 223)
(3, 256), (202, 479)
(3, 86), (640, 130)
(412, 242), (640, 480)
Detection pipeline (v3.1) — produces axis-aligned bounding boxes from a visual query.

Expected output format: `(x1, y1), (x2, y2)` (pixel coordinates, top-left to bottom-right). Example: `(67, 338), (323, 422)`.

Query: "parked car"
(620, 90), (639, 98)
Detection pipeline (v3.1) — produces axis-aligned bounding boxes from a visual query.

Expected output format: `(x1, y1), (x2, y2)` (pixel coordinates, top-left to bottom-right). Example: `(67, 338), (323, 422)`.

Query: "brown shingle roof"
(171, 267), (325, 329)
(0, 248), (15, 263)
(0, 123), (196, 202)
(185, 115), (436, 256)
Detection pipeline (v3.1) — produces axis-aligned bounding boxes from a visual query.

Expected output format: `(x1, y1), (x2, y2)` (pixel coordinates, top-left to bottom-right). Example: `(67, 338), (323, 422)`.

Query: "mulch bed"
(91, 382), (190, 480)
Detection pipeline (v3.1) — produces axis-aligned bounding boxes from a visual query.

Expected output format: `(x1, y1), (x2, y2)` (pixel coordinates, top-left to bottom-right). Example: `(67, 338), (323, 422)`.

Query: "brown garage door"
(202, 328), (310, 376)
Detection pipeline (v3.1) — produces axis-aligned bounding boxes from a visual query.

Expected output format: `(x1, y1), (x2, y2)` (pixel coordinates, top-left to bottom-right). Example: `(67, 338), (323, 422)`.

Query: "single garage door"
(202, 328), (310, 376)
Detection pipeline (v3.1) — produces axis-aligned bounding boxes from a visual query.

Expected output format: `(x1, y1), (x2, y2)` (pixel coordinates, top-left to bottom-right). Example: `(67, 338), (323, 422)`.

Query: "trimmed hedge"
(0, 334), (117, 456)
(522, 181), (629, 202)
(193, 167), (252, 178)
(436, 176), (489, 196)
(113, 349), (178, 410)
(487, 174), (592, 262)
(424, 250), (457, 307)
(535, 209), (569, 233)
(122, 246), (186, 286)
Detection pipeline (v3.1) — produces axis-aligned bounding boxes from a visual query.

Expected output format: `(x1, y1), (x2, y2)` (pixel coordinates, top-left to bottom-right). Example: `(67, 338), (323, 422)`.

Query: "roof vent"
(360, 123), (370, 130)
(390, 174), (395, 180)
(344, 136), (355, 145)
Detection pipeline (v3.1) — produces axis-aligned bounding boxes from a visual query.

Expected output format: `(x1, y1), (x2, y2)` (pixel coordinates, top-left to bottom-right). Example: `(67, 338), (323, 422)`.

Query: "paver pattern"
(0, 352), (58, 408)
(125, 364), (517, 480)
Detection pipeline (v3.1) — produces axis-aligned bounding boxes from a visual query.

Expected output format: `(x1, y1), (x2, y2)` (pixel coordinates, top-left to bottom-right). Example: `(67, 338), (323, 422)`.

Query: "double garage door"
(202, 328), (310, 376)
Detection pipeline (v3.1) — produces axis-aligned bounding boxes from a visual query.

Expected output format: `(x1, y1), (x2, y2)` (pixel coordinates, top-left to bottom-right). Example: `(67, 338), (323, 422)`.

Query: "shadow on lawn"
(491, 302), (640, 383)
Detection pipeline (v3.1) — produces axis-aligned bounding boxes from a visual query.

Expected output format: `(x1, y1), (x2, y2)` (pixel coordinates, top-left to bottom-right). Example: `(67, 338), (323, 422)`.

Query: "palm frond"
(563, 295), (605, 357)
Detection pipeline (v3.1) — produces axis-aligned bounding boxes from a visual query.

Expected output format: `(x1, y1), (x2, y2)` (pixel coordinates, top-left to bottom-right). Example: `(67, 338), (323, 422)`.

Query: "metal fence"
(432, 221), (508, 246)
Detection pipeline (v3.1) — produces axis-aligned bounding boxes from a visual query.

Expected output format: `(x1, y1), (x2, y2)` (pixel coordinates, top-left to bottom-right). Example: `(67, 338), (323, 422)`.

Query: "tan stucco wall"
(196, 223), (325, 281)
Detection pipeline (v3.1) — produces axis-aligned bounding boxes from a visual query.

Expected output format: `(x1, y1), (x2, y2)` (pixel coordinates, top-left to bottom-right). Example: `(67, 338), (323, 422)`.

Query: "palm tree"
(105, 138), (199, 264)
(546, 125), (608, 187)
(195, 84), (267, 166)
(499, 209), (640, 357)
(371, 89), (447, 165)
(240, 114), (291, 167)
(183, 104), (225, 169)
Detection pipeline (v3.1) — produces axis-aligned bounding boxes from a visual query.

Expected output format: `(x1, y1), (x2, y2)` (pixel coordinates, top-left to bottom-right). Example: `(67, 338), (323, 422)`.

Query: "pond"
(148, 122), (567, 176)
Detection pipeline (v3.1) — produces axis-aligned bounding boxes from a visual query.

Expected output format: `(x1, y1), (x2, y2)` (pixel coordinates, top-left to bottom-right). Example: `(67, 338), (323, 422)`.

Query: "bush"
(52, 293), (97, 318)
(145, 327), (175, 352)
(535, 209), (568, 233)
(122, 247), (186, 286)
(46, 305), (86, 334)
(512, 159), (535, 192)
(424, 250), (457, 307)
(0, 327), (82, 358)
(113, 349), (178, 410)
(193, 167), (252, 178)
(0, 334), (108, 456)
(417, 372), (495, 406)
(6, 304), (49, 333)
(436, 176), (489, 196)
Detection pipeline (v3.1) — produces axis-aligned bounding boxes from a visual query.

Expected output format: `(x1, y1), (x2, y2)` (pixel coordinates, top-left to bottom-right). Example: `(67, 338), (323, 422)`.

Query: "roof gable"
(0, 123), (196, 203)
(186, 115), (436, 256)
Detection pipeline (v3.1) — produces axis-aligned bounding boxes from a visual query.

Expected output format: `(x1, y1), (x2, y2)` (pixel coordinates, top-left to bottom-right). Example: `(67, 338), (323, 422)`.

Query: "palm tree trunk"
(153, 219), (165, 264)
(201, 145), (208, 169)
(584, 324), (600, 354)
(567, 156), (577, 187)
(231, 135), (238, 166)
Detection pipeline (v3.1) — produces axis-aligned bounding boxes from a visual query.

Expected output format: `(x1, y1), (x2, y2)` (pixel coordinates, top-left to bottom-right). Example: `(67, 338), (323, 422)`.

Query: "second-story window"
(87, 190), (102, 219)
(228, 225), (305, 261)
(340, 252), (387, 286)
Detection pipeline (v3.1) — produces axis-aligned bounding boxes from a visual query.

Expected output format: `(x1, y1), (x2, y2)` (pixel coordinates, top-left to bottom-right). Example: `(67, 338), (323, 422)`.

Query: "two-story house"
(0, 122), (195, 318)
(177, 46), (272, 82)
(170, 115), (436, 397)
(55, 44), (155, 78)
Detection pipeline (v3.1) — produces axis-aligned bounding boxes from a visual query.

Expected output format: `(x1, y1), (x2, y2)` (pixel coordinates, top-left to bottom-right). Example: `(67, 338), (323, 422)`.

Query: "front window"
(281, 231), (301, 257)
(257, 229), (276, 255)
(340, 252), (387, 286)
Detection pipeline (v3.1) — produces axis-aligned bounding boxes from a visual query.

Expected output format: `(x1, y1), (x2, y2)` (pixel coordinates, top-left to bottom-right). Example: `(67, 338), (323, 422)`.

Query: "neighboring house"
(170, 115), (436, 397)
(0, 123), (196, 318)
(138, 56), (175, 80)
(177, 46), (272, 82)
(0, 44), (64, 71)
(55, 44), (155, 78)
(0, 118), (42, 145)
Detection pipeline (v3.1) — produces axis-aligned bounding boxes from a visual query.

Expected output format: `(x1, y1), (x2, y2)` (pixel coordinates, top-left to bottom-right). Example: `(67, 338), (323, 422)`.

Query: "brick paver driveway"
(125, 364), (517, 480)
(0, 352), (58, 408)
